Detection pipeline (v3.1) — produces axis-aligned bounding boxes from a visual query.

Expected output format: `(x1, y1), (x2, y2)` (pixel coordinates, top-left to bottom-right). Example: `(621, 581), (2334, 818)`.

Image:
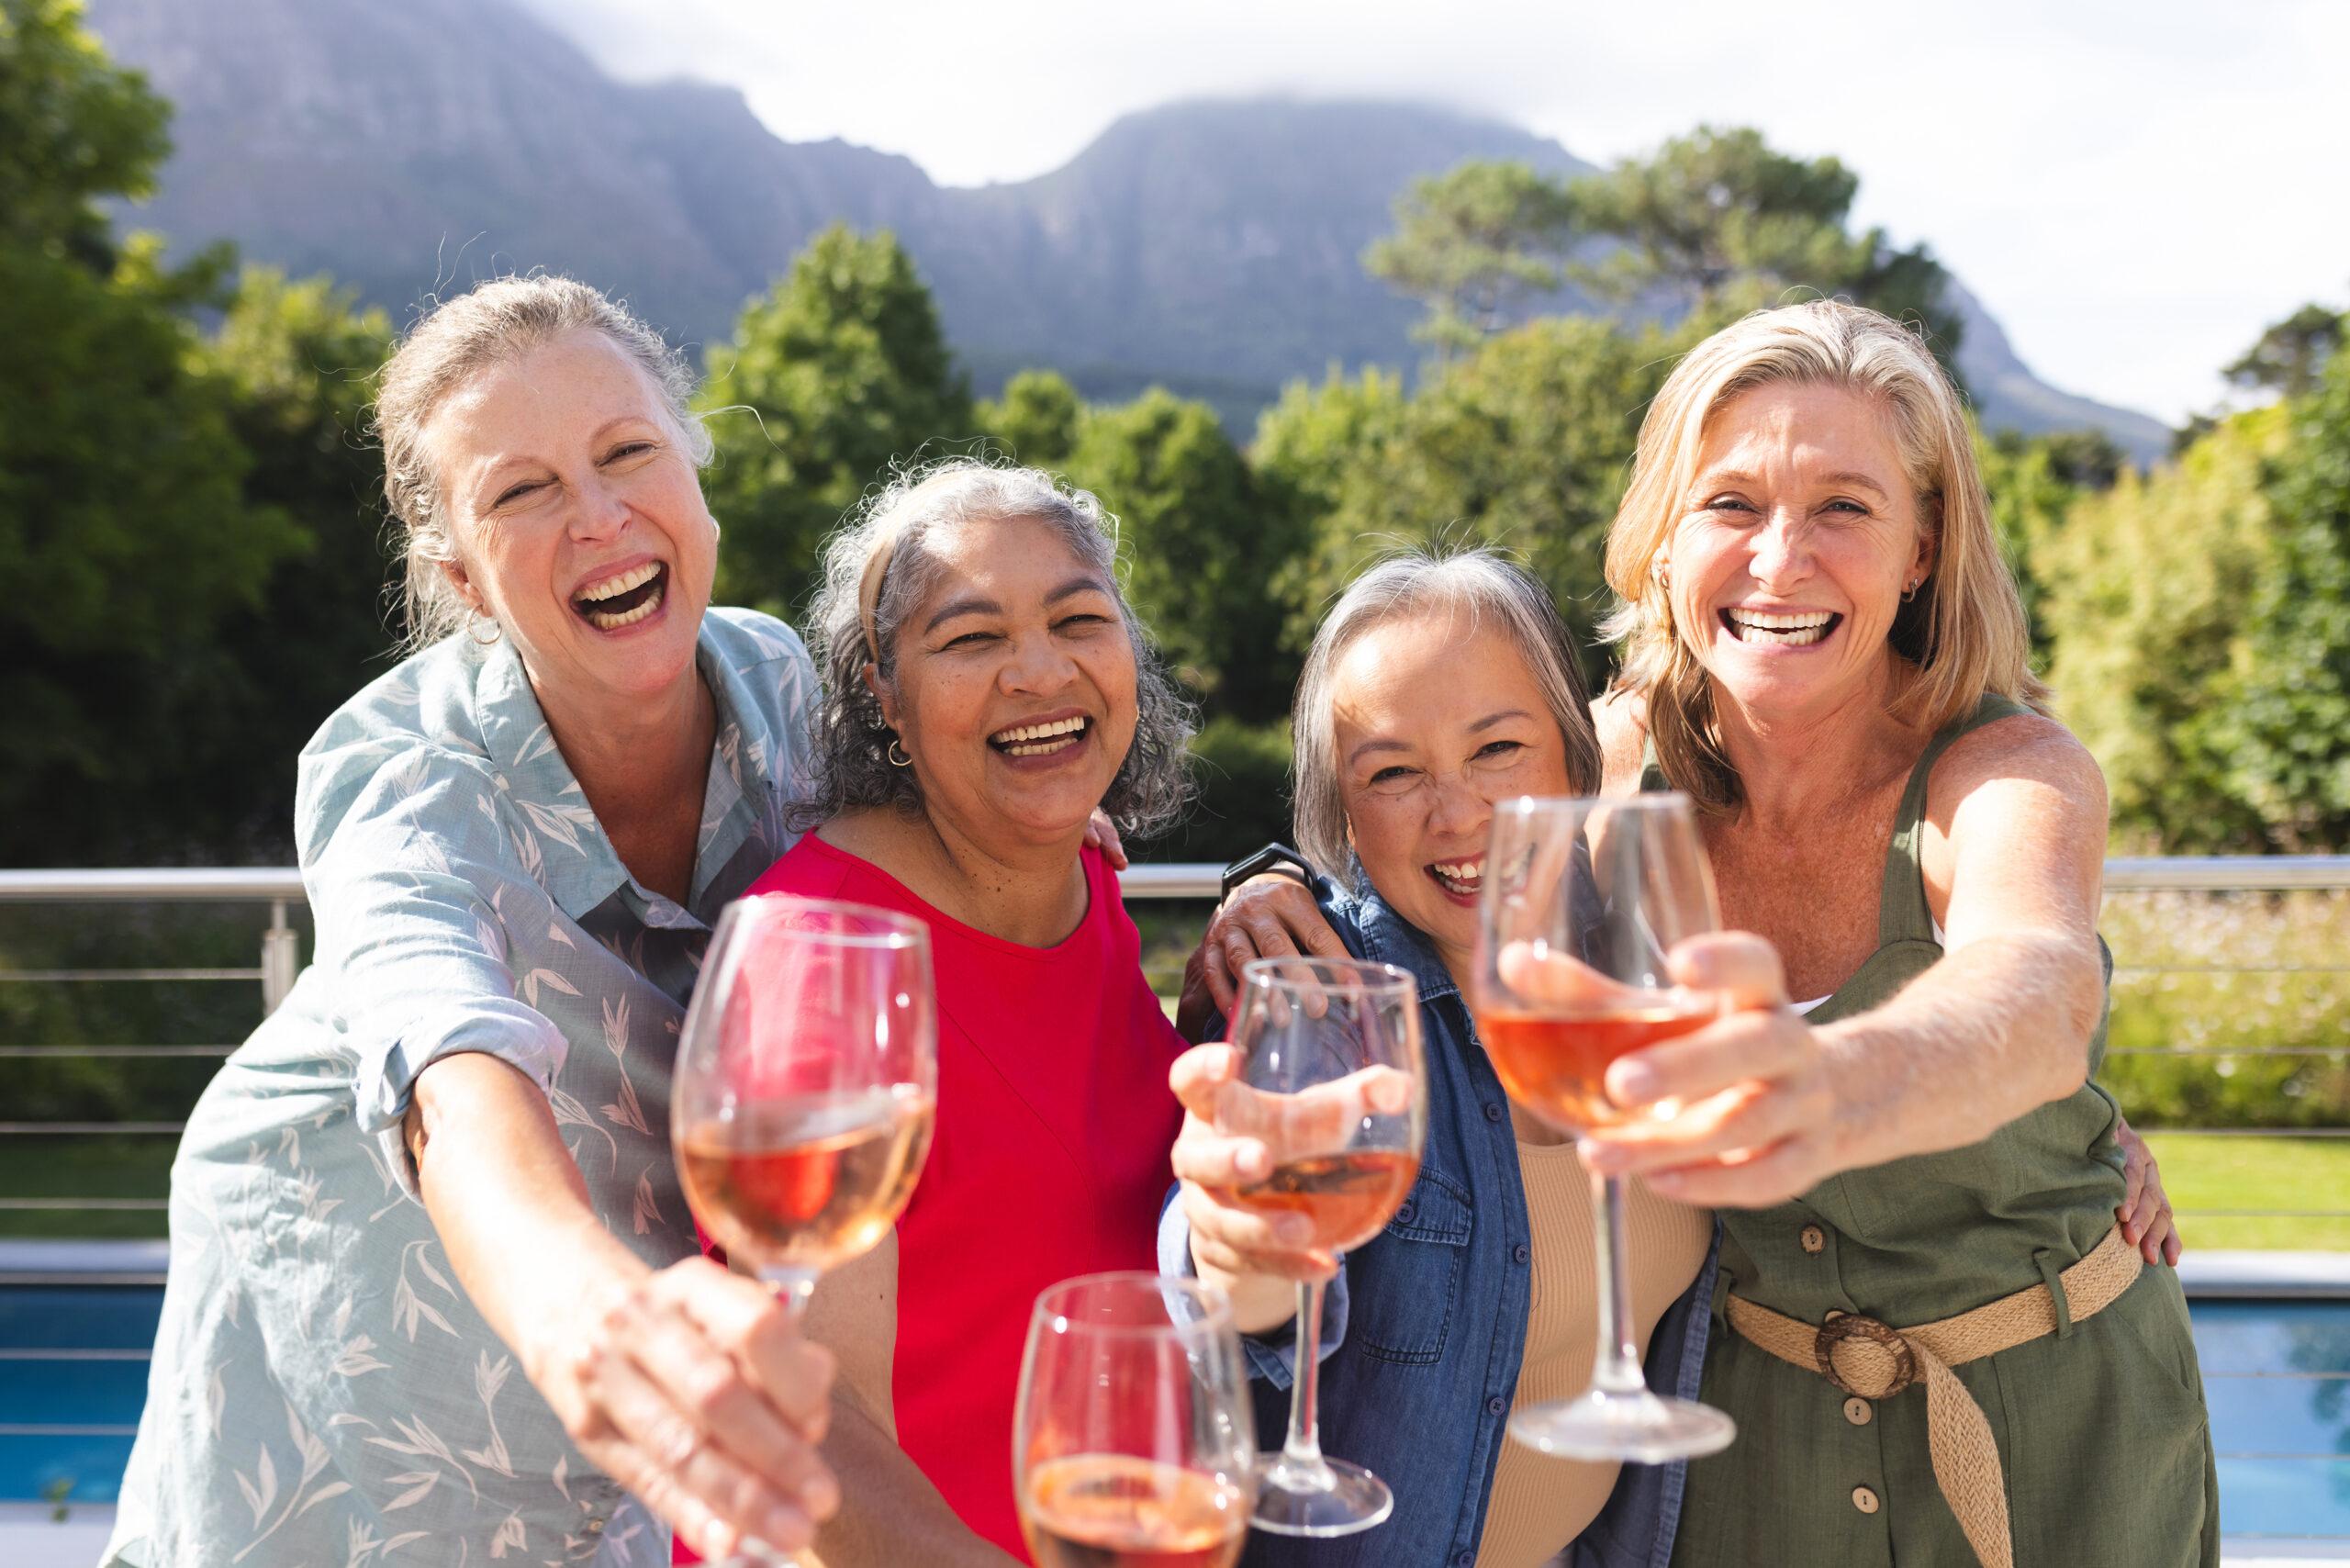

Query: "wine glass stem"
(1272, 1276), (1332, 1484)
(761, 1269), (818, 1323)
(1589, 1170), (1645, 1395)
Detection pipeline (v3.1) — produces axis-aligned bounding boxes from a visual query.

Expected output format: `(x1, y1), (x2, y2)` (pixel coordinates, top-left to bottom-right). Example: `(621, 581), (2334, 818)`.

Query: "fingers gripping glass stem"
(1221, 958), (1426, 1538)
(1475, 795), (1738, 1463)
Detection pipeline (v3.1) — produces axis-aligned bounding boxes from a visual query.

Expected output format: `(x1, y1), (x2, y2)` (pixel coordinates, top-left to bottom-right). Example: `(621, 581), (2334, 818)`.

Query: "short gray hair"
(795, 457), (1197, 837)
(374, 275), (711, 649)
(1292, 547), (1603, 882)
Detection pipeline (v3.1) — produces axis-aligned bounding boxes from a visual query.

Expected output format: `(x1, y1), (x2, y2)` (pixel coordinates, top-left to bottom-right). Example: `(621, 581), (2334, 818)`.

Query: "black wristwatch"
(1221, 842), (1315, 902)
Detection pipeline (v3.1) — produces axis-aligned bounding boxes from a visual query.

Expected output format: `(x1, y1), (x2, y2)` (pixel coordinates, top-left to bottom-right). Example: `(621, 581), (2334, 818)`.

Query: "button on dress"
(1654, 697), (2221, 1568)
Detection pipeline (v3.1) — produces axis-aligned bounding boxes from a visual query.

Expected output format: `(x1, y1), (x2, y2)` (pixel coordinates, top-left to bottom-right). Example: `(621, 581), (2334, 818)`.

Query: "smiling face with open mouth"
(876, 511), (1139, 854)
(1329, 616), (1578, 977)
(1665, 381), (1933, 727)
(424, 329), (718, 711)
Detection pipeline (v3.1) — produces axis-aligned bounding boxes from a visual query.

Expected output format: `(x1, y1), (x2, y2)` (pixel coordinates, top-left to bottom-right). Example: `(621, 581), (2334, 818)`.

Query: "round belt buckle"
(1812, 1312), (1918, 1399)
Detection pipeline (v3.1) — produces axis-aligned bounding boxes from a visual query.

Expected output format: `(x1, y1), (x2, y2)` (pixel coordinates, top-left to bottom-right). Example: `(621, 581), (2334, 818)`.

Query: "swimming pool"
(5, 1246), (2346, 1547)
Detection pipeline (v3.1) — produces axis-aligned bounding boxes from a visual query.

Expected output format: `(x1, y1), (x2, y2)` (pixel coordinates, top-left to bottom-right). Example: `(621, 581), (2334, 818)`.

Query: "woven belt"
(1724, 1223), (2141, 1568)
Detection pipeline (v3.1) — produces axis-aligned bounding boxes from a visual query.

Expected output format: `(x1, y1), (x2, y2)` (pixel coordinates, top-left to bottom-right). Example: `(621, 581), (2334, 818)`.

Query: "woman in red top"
(735, 459), (1196, 1564)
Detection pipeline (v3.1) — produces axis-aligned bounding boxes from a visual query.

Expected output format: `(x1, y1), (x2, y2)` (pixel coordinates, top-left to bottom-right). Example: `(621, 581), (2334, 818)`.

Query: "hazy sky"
(523, 0), (2348, 425)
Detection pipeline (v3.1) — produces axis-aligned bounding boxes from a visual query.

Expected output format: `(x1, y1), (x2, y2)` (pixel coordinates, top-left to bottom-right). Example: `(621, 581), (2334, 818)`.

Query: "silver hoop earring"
(887, 738), (912, 768)
(467, 611), (501, 645)
(1652, 559), (1672, 591)
(1901, 578), (1922, 603)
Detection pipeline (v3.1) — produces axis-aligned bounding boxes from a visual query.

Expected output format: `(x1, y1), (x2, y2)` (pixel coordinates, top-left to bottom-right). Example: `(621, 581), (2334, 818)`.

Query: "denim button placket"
(1483, 1102), (1505, 1123)
(1512, 1242), (1531, 1265)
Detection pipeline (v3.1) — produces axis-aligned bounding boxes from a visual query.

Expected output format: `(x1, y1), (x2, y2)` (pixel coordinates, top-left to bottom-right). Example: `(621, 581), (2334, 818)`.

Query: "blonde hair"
(1602, 300), (2045, 812)
(1293, 547), (1602, 883)
(374, 276), (711, 650)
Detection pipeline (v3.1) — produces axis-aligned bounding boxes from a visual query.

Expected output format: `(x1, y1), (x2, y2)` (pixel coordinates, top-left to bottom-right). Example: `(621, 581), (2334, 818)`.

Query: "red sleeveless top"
(691, 834), (1183, 1562)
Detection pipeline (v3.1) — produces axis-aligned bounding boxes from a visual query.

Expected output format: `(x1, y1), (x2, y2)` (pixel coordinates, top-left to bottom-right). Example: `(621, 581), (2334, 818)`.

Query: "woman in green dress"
(1200, 299), (2212, 1567)
(1584, 298), (2215, 1567)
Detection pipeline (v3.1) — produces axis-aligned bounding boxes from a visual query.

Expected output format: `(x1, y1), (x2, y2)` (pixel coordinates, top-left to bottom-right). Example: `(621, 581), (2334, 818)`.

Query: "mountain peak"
(81, 0), (2166, 457)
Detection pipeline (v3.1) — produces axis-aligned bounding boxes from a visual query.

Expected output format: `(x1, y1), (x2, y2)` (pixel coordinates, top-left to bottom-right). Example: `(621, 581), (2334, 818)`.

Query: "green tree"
(172, 269), (399, 852)
(2039, 406), (2291, 850)
(0, 0), (169, 269)
(0, 0), (311, 861)
(2208, 341), (2350, 846)
(1363, 161), (1579, 353)
(1285, 316), (1686, 689)
(2223, 301), (2347, 400)
(1568, 127), (1964, 367)
(976, 369), (1084, 467)
(698, 226), (973, 615)
(1063, 389), (1302, 722)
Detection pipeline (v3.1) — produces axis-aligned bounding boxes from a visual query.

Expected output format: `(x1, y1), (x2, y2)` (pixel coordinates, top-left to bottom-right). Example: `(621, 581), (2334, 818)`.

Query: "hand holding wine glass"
(1014, 1272), (1257, 1568)
(1218, 958), (1426, 1538)
(1472, 793), (1739, 1462)
(671, 893), (938, 1566)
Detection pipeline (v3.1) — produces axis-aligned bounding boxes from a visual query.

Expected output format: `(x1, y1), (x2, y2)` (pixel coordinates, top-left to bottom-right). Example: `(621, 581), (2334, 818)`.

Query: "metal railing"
(4, 857), (2347, 1236)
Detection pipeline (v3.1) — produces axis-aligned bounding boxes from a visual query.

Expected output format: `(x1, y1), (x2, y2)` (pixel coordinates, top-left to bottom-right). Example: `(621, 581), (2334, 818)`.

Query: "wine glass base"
(1249, 1454), (1395, 1537)
(1508, 1386), (1737, 1464)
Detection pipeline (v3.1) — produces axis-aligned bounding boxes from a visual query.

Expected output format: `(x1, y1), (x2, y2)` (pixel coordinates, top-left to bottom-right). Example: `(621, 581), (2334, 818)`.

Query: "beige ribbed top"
(1472, 1139), (1713, 1568)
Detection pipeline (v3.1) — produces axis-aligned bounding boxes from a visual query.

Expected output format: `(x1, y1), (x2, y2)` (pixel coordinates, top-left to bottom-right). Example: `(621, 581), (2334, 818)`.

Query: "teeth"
(1728, 609), (1832, 630)
(992, 716), (1087, 745)
(583, 579), (664, 629)
(578, 561), (660, 604)
(1727, 609), (1833, 646)
(1432, 858), (1483, 880)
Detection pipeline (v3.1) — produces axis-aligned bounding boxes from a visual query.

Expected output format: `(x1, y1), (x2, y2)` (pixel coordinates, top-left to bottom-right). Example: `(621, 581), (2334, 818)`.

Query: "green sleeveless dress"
(1649, 695), (2220, 1568)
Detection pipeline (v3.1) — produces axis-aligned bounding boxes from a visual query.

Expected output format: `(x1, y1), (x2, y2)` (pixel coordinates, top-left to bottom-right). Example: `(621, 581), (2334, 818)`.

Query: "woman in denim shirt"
(1163, 550), (1718, 1568)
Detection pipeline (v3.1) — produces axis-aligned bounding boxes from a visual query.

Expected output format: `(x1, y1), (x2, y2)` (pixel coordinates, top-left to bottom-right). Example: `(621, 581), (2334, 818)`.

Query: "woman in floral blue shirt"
(105, 278), (842, 1567)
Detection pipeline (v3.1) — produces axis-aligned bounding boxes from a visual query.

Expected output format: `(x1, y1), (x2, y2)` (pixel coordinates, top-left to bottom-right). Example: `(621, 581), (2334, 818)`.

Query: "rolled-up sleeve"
(299, 736), (568, 1196)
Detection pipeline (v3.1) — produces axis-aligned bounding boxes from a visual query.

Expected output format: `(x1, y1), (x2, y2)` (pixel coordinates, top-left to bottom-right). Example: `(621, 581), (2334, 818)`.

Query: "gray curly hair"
(795, 457), (1197, 837)
(374, 275), (711, 649)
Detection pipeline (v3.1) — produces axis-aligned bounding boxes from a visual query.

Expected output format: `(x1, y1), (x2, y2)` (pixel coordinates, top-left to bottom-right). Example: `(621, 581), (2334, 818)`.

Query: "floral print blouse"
(102, 608), (814, 1567)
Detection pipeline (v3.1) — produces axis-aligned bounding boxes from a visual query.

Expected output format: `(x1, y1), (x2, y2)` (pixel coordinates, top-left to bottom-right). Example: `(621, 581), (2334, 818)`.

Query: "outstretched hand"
(547, 1256), (840, 1561)
(1516, 932), (1842, 1209)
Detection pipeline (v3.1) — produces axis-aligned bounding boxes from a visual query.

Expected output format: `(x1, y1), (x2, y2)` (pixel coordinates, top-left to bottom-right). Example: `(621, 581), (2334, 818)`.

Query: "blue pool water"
(4, 1284), (2346, 1539)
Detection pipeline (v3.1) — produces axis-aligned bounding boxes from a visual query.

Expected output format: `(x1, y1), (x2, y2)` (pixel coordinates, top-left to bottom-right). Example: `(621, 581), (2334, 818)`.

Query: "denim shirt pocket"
(1348, 1163), (1474, 1366)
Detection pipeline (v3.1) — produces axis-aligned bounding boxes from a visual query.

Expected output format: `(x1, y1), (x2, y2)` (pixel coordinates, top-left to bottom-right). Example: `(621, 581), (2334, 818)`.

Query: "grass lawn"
(2140, 1131), (2350, 1251)
(7, 1126), (2338, 1253)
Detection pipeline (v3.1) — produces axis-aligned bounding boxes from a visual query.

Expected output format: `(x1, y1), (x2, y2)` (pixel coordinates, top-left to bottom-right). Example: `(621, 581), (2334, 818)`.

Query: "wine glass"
(1223, 958), (1425, 1538)
(1014, 1272), (1257, 1568)
(1472, 793), (1737, 1462)
(672, 893), (937, 1318)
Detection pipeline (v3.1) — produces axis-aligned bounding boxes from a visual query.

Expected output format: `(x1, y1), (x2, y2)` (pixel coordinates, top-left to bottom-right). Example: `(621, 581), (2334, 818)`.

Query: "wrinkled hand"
(2114, 1115), (2183, 1266)
(543, 1256), (839, 1561)
(1084, 810), (1128, 870)
(1558, 933), (1840, 1209)
(1167, 1042), (1412, 1321)
(1194, 875), (1350, 1018)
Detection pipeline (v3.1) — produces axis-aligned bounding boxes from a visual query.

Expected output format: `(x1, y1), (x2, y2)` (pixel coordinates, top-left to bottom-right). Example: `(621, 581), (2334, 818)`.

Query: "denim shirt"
(1162, 877), (1718, 1568)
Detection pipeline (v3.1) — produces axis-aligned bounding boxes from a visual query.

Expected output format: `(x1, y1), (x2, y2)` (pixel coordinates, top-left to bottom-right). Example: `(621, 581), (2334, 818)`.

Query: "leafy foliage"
(698, 225), (973, 616)
(1064, 389), (1303, 722)
(1363, 161), (1579, 353)
(2206, 341), (2350, 846)
(2039, 406), (2288, 850)
(1274, 316), (1685, 689)
(2223, 301), (2347, 400)
(977, 369), (1083, 467)
(0, 0), (169, 268)
(1563, 127), (1964, 367)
